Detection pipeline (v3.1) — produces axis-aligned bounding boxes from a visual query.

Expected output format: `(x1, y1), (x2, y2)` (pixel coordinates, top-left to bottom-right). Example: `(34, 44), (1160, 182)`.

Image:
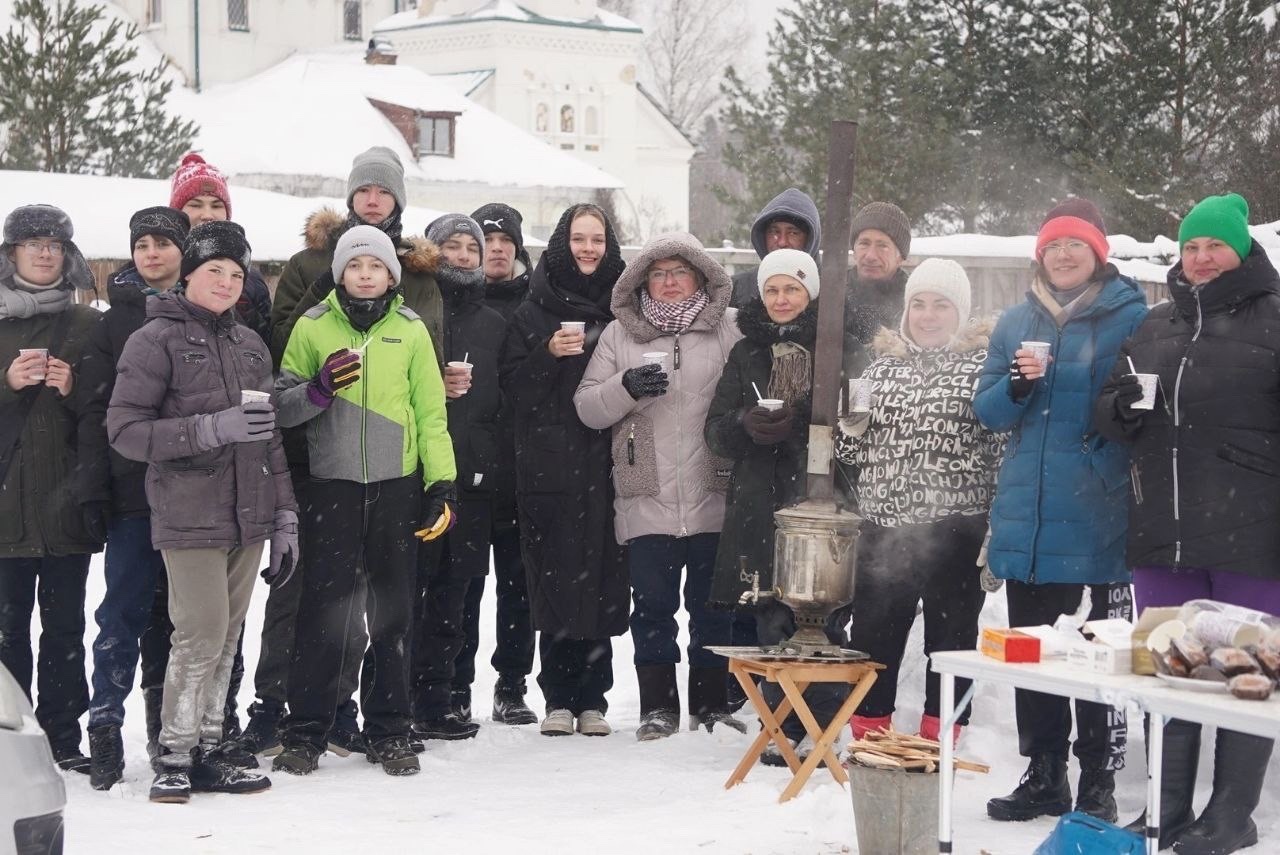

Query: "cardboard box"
(1132, 607), (1182, 675)
(981, 628), (1040, 663)
(1067, 618), (1134, 675)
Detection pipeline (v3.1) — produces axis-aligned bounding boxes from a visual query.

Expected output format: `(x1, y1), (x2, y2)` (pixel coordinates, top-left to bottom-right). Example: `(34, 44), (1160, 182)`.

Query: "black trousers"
(537, 633), (613, 715)
(454, 520), (535, 688)
(845, 515), (987, 724)
(1006, 578), (1132, 771)
(411, 534), (471, 721)
(0, 554), (90, 749)
(284, 475), (420, 748)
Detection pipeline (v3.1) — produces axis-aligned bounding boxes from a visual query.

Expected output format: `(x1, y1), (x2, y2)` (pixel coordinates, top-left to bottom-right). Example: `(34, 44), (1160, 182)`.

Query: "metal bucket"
(847, 763), (939, 855)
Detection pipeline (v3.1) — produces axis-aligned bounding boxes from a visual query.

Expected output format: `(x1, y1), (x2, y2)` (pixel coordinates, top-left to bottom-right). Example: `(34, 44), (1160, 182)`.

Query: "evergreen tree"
(0, 0), (197, 177)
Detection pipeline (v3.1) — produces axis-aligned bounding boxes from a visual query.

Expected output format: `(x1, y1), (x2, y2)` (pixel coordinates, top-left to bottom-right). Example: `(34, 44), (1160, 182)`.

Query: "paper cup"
(642, 351), (668, 369)
(447, 360), (473, 375)
(1021, 341), (1051, 371)
(849, 378), (874, 413)
(240, 390), (271, 406)
(560, 321), (586, 335)
(1192, 611), (1264, 649)
(19, 347), (47, 380)
(1129, 373), (1157, 410)
(758, 398), (784, 411)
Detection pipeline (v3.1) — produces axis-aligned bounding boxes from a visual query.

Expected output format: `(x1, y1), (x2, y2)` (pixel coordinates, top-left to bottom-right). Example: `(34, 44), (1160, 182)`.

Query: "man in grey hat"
(844, 201), (912, 378)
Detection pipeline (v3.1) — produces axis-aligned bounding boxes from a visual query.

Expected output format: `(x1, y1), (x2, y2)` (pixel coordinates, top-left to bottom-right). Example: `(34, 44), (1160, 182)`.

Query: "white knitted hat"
(899, 258), (971, 338)
(756, 248), (820, 301)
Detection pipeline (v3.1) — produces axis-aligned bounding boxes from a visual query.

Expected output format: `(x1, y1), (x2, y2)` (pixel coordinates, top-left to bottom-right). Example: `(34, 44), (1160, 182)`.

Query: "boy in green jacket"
(272, 225), (456, 777)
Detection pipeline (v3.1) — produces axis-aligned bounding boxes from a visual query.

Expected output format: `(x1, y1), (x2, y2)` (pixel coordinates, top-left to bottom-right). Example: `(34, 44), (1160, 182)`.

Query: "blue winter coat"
(974, 272), (1148, 584)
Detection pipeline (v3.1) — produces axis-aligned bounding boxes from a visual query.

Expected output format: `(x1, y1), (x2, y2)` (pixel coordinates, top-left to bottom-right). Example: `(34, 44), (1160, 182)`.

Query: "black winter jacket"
(704, 299), (817, 607)
(499, 211), (628, 639)
(482, 255), (531, 523)
(1095, 243), (1280, 580)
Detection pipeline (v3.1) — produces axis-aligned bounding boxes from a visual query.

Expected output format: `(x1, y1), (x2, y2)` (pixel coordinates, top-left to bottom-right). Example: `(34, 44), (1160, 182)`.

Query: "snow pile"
(375, 0), (641, 33)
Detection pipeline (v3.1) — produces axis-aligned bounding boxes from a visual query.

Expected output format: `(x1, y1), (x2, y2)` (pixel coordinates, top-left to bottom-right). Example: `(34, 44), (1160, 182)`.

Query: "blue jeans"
(628, 533), (729, 668)
(88, 516), (165, 729)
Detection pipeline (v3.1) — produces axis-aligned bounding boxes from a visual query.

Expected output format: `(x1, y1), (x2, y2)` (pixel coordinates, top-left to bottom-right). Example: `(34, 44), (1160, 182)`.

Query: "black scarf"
(541, 207), (626, 305)
(737, 298), (819, 348)
(435, 263), (486, 299)
(342, 208), (403, 246)
(337, 284), (396, 332)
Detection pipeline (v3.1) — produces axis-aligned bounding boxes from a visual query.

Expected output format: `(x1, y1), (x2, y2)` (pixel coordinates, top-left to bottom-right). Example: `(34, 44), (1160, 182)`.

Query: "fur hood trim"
(303, 207), (346, 252)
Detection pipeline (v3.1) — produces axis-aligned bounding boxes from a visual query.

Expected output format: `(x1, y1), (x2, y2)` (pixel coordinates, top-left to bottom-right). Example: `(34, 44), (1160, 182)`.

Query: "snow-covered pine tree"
(0, 0), (197, 177)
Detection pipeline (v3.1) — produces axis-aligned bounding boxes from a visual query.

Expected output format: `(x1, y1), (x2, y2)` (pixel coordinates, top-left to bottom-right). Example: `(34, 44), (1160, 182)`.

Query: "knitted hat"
(426, 213), (485, 264)
(471, 202), (525, 258)
(169, 153), (232, 219)
(180, 220), (251, 280)
(129, 206), (190, 250)
(899, 258), (972, 339)
(757, 248), (820, 301)
(1036, 197), (1109, 265)
(851, 201), (911, 258)
(347, 146), (407, 213)
(332, 224), (402, 285)
(2, 203), (95, 289)
(1178, 193), (1252, 262)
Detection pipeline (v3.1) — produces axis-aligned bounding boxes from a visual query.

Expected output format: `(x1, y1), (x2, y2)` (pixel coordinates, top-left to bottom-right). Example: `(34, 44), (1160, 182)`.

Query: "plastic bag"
(1032, 811), (1144, 855)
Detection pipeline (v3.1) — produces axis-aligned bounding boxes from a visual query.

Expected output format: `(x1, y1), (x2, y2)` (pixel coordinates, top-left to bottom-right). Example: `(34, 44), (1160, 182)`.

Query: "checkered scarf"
(639, 288), (709, 334)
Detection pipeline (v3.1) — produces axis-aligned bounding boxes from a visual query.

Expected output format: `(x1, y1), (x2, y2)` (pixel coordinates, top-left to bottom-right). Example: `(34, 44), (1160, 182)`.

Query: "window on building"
(584, 106), (598, 136)
(343, 1), (362, 40)
(228, 0), (249, 31)
(148, 0), (163, 25)
(417, 114), (455, 157)
(560, 105), (575, 134)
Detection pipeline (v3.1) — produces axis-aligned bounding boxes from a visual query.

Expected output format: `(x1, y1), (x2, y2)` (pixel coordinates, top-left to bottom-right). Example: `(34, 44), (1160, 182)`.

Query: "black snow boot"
(1125, 718), (1201, 849)
(1173, 729), (1274, 855)
(202, 738), (259, 769)
(149, 746), (192, 804)
(143, 687), (163, 760)
(414, 712), (480, 741)
(272, 741), (322, 776)
(636, 710), (679, 741)
(688, 665), (747, 734)
(635, 664), (680, 741)
(492, 675), (538, 725)
(986, 753), (1072, 821)
(327, 699), (365, 755)
(366, 735), (421, 776)
(237, 701), (285, 757)
(190, 746), (270, 795)
(88, 725), (124, 790)
(451, 687), (472, 722)
(1075, 768), (1118, 823)
(51, 741), (90, 775)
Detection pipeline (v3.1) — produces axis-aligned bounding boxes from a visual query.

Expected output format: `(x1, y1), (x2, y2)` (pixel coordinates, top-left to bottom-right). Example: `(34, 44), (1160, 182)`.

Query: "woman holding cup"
(500, 203), (627, 736)
(835, 258), (1003, 744)
(1095, 193), (1280, 855)
(574, 232), (744, 741)
(974, 198), (1147, 823)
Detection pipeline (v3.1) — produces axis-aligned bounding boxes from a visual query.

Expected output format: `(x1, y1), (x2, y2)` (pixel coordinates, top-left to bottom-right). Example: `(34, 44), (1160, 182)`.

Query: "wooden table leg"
(724, 663), (803, 788)
(775, 669), (879, 803)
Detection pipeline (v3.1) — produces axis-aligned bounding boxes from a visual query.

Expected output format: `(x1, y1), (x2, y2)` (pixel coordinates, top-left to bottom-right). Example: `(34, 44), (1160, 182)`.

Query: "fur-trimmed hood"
(610, 231), (733, 343)
(301, 206), (439, 275)
(872, 317), (994, 360)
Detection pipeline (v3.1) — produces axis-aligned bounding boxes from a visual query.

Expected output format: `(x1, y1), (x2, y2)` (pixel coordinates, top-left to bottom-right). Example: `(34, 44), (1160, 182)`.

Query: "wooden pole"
(805, 120), (858, 500)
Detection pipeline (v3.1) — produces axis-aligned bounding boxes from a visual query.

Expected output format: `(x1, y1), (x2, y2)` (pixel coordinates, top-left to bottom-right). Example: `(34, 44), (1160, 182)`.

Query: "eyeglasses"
(647, 266), (694, 284)
(17, 240), (65, 256)
(1042, 240), (1090, 257)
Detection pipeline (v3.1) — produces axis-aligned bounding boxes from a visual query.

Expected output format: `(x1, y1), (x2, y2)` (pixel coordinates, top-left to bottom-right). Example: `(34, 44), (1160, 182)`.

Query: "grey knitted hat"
(332, 224), (402, 285)
(2, 203), (95, 289)
(346, 146), (407, 212)
(851, 201), (912, 259)
(426, 213), (485, 264)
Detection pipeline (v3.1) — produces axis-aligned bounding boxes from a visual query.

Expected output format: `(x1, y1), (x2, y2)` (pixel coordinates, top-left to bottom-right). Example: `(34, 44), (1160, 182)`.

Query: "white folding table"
(931, 650), (1280, 855)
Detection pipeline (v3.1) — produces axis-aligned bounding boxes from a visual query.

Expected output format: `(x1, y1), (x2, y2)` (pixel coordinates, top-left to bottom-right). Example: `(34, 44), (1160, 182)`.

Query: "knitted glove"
(1112, 373), (1146, 420)
(621, 364), (668, 399)
(742, 405), (794, 445)
(416, 480), (458, 542)
(192, 403), (276, 450)
(307, 349), (362, 408)
(1008, 358), (1036, 401)
(263, 508), (299, 587)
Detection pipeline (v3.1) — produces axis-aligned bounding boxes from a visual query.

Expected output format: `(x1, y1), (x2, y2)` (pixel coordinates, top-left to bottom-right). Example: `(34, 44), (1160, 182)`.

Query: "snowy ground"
(54, 556), (1280, 854)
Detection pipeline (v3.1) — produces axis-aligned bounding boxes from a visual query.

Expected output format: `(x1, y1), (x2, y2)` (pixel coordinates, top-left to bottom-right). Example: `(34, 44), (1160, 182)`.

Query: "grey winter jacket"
(836, 322), (1003, 527)
(574, 232), (741, 544)
(106, 291), (296, 551)
(729, 188), (823, 309)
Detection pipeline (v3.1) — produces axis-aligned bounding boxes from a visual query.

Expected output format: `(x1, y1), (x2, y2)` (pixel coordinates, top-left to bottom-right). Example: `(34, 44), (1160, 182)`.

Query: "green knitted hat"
(1178, 193), (1252, 261)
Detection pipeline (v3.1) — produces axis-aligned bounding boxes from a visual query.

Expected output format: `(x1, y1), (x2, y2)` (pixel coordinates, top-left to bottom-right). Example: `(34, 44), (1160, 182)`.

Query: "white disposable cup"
(1022, 340), (1051, 371)
(560, 321), (586, 353)
(447, 360), (473, 375)
(642, 351), (668, 369)
(849, 378), (874, 413)
(1192, 610), (1264, 649)
(241, 390), (271, 406)
(1130, 373), (1157, 410)
(758, 398), (784, 411)
(19, 348), (47, 380)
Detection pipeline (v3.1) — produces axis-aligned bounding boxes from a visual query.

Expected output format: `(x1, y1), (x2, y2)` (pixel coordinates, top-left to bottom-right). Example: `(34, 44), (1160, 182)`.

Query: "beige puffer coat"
(574, 232), (741, 544)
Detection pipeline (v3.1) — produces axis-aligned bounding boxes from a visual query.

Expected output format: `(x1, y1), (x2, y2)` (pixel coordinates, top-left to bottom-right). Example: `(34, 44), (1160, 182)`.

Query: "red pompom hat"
(1035, 197), (1109, 266)
(169, 152), (232, 219)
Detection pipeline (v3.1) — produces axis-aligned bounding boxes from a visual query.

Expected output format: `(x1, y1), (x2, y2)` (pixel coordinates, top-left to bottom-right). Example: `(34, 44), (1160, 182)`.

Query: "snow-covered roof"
(165, 48), (623, 192)
(0, 170), (449, 261)
(433, 69), (496, 98)
(375, 0), (641, 34)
